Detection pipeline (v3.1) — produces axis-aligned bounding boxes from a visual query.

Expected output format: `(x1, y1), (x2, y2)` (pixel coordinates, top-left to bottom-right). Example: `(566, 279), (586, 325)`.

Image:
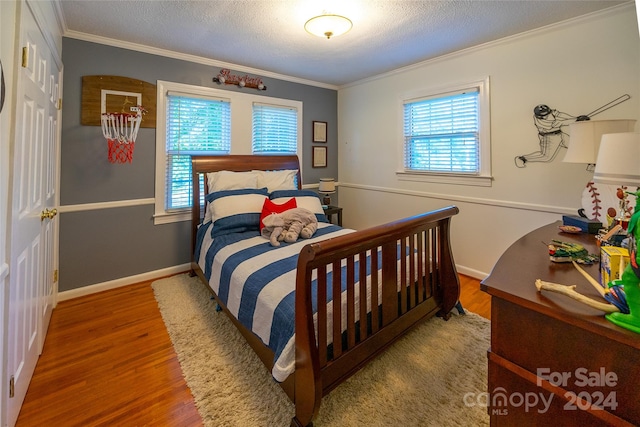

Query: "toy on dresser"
(536, 189), (640, 334)
(605, 189), (640, 333)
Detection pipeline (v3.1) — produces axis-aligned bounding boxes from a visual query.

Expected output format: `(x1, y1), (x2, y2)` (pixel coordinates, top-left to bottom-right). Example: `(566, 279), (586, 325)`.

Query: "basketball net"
(101, 107), (144, 163)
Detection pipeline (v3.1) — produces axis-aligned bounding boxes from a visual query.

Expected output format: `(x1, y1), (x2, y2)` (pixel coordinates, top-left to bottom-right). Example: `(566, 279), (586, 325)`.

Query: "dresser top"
(481, 221), (639, 349)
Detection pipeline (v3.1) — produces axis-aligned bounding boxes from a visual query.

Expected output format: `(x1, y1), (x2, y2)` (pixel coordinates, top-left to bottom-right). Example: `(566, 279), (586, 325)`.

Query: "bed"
(189, 155), (460, 426)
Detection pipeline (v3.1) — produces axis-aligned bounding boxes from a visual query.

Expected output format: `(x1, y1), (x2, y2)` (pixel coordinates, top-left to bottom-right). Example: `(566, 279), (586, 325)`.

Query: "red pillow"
(259, 197), (297, 231)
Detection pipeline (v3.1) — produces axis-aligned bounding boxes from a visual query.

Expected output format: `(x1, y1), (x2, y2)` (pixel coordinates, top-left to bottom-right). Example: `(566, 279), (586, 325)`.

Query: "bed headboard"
(190, 155), (302, 261)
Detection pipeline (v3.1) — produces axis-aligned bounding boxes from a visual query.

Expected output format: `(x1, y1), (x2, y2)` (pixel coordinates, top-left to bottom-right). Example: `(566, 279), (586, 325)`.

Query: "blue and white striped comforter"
(195, 221), (354, 382)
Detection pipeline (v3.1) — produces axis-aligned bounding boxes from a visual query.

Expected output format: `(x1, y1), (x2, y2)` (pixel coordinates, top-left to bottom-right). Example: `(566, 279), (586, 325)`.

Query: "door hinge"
(21, 47), (27, 68)
(9, 376), (14, 398)
(53, 269), (58, 282)
(57, 98), (62, 110)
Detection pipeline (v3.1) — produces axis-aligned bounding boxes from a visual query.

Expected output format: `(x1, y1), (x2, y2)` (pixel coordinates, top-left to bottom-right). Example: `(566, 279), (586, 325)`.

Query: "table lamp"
(318, 178), (335, 206)
(564, 120), (636, 224)
(593, 132), (640, 187)
(593, 132), (640, 333)
(564, 119), (636, 167)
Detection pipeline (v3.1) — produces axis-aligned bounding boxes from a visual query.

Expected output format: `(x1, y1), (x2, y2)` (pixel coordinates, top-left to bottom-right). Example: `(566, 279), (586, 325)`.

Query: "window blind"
(166, 94), (231, 210)
(252, 103), (298, 154)
(403, 90), (479, 174)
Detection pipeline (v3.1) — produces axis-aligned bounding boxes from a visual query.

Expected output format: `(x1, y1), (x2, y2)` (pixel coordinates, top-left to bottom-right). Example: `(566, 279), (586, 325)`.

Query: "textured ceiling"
(58, 0), (631, 87)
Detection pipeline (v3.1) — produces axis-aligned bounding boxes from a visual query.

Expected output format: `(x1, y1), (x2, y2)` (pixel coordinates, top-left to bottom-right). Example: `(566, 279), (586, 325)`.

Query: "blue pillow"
(208, 188), (269, 237)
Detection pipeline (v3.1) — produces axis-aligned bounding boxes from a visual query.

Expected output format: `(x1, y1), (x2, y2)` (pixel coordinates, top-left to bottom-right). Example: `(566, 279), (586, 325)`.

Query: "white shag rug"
(152, 273), (490, 427)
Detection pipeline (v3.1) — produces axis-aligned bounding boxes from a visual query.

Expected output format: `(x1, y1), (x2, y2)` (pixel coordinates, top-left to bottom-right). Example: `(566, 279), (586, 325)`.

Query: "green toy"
(547, 240), (599, 264)
(605, 189), (640, 333)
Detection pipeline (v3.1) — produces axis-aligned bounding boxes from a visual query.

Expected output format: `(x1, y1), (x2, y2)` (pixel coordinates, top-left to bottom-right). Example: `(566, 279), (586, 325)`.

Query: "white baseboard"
(456, 265), (488, 281)
(57, 263), (191, 302)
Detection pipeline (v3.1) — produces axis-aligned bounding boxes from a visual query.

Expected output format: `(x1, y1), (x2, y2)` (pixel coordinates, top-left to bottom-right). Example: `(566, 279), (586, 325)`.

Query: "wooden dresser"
(481, 222), (640, 426)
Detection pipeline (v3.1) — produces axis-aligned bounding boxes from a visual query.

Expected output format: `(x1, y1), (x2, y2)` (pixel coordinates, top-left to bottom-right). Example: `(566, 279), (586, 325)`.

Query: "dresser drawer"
(489, 298), (639, 425)
(488, 355), (628, 426)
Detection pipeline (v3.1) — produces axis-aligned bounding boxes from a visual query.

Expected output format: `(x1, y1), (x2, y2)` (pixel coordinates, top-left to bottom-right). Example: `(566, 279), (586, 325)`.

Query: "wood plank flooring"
(458, 274), (491, 318)
(16, 273), (490, 426)
(15, 278), (203, 427)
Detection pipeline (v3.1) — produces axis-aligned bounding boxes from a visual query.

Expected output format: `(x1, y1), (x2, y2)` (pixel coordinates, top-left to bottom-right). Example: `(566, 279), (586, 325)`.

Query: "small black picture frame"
(312, 121), (327, 143)
(312, 146), (327, 168)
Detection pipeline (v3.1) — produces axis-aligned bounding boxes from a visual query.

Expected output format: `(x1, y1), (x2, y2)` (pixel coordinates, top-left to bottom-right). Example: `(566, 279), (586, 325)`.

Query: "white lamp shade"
(564, 119), (636, 164)
(318, 178), (336, 193)
(593, 132), (640, 187)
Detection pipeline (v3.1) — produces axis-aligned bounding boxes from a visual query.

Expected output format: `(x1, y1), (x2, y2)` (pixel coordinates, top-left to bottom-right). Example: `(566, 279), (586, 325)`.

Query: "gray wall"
(60, 37), (338, 291)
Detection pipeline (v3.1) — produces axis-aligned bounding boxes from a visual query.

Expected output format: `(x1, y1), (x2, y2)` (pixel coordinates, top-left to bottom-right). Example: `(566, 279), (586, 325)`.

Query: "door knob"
(40, 208), (58, 221)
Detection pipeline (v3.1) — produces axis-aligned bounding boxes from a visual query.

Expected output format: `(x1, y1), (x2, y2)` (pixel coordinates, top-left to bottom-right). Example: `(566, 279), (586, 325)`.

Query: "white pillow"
(253, 169), (298, 192)
(204, 171), (259, 224)
(206, 188), (269, 237)
(206, 170), (259, 192)
(270, 190), (325, 216)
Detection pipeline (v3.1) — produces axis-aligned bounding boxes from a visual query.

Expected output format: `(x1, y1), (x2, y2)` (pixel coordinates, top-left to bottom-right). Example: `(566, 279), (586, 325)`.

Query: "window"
(399, 78), (491, 186)
(166, 92), (231, 210)
(155, 81), (303, 224)
(252, 103), (298, 154)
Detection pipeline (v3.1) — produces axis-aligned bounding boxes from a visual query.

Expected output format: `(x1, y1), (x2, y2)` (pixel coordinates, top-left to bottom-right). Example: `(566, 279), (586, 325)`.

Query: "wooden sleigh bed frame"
(189, 155), (461, 426)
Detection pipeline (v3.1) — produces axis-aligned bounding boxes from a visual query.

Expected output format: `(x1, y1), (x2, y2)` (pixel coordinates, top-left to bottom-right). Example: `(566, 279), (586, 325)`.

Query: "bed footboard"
(292, 205), (460, 426)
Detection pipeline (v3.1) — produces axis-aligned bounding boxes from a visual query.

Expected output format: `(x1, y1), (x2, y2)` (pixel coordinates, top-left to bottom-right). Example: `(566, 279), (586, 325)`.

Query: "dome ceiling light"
(304, 14), (352, 39)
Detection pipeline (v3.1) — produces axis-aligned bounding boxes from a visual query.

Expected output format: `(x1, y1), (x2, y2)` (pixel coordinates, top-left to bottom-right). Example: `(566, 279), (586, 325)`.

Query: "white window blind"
(166, 93), (231, 210)
(403, 89), (479, 174)
(252, 103), (298, 154)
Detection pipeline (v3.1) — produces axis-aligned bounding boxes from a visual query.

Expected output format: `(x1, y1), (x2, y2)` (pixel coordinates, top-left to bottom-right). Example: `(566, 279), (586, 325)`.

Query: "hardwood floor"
(458, 274), (491, 319)
(15, 278), (203, 427)
(16, 273), (490, 426)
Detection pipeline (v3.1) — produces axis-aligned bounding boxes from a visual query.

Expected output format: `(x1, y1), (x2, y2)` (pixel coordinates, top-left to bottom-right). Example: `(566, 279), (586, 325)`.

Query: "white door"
(7, 4), (60, 426)
(39, 39), (61, 353)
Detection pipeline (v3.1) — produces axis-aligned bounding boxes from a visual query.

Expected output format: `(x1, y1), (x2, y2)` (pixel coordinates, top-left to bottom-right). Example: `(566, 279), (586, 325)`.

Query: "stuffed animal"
(261, 208), (318, 247)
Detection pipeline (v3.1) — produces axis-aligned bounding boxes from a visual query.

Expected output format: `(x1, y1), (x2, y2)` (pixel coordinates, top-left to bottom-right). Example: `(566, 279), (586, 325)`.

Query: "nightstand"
(322, 205), (342, 226)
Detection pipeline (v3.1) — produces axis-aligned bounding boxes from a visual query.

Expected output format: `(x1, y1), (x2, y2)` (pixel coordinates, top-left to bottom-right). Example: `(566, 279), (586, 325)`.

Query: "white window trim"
(396, 76), (492, 187)
(154, 81), (303, 224)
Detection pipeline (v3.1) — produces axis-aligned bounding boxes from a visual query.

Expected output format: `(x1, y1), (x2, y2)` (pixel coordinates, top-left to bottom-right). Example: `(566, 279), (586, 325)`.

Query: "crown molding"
(340, 2), (635, 89)
(62, 29), (339, 91)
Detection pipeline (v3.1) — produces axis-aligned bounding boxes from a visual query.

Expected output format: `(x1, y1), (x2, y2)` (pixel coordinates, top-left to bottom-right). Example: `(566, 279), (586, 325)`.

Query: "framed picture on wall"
(313, 121), (327, 142)
(312, 146), (327, 168)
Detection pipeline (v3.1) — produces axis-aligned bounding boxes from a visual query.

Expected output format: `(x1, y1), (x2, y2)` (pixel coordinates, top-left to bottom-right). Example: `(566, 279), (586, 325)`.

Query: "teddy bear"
(261, 208), (318, 247)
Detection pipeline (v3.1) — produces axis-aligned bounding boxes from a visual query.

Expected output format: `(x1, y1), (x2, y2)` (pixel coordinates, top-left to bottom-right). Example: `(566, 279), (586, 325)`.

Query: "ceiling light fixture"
(304, 14), (352, 39)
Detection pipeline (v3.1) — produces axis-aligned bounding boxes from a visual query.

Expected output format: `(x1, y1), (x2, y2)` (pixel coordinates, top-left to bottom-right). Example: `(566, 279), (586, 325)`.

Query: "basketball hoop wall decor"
(101, 105), (145, 163)
(81, 75), (157, 163)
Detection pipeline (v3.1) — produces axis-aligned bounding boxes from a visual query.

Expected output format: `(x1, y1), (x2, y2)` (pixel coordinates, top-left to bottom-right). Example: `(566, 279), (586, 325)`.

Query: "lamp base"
(322, 195), (331, 206)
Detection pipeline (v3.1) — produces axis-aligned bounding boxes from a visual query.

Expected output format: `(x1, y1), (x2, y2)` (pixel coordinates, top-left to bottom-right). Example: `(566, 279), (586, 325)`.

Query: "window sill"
(396, 171), (493, 187)
(153, 210), (191, 225)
